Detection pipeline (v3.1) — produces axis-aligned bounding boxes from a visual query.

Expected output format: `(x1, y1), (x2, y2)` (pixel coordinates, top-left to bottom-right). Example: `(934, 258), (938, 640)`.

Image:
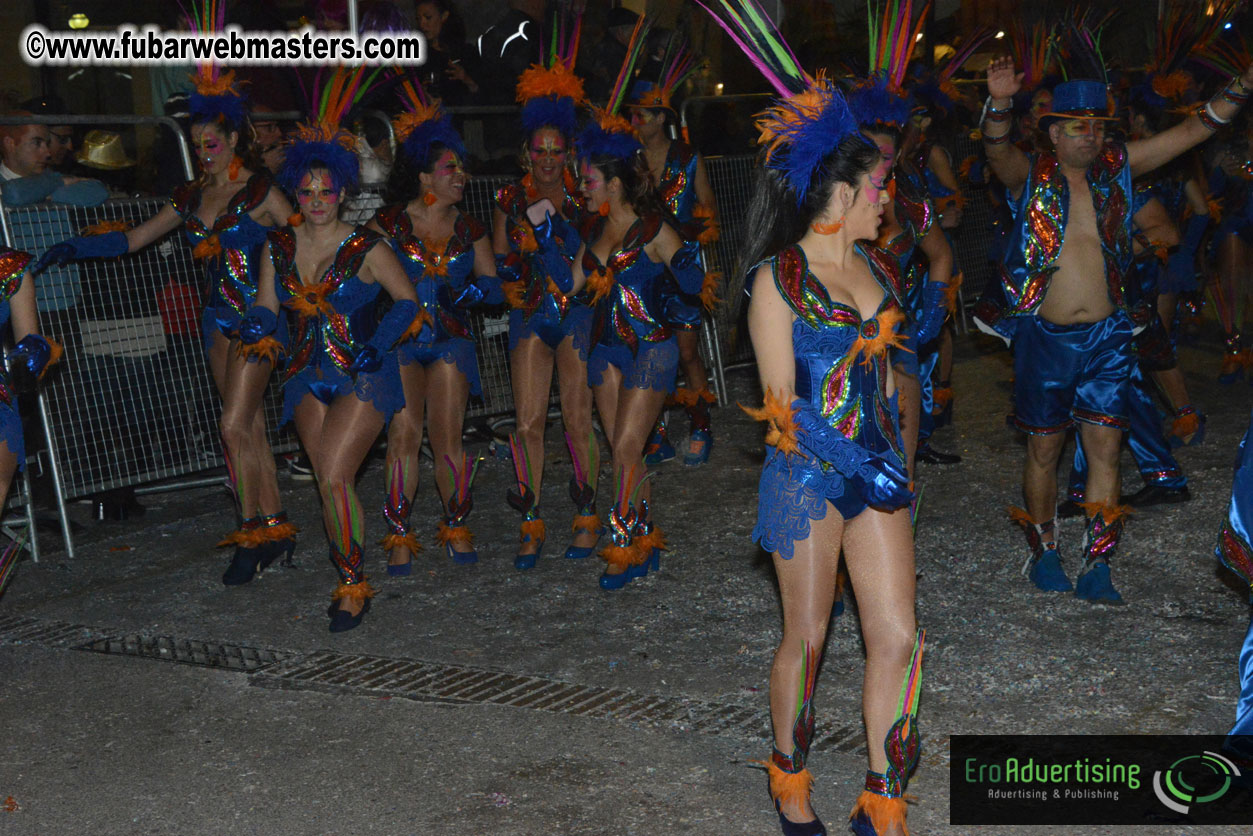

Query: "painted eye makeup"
(1061, 119), (1105, 137)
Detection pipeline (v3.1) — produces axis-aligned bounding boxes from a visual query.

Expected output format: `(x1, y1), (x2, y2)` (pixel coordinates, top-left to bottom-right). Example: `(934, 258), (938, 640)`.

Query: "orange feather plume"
(739, 387), (800, 455)
(585, 266), (614, 304)
(572, 514), (601, 534)
(700, 271), (722, 311)
(81, 219), (131, 236)
(381, 532), (422, 555)
(503, 280), (528, 310)
(331, 580), (376, 605)
(397, 308), (434, 344)
(516, 62), (587, 107)
(1078, 501), (1134, 525)
(283, 285), (336, 319)
(234, 335), (283, 365)
(942, 272), (963, 314)
(192, 234), (222, 260)
(436, 522), (474, 547)
(851, 307), (909, 367)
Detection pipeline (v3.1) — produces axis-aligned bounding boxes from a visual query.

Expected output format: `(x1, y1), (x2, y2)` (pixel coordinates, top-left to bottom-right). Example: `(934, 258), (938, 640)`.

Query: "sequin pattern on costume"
(0, 247), (32, 409)
(270, 226), (383, 383)
(171, 173), (272, 317)
(585, 214), (671, 355)
(376, 205), (486, 342)
(496, 181), (584, 320)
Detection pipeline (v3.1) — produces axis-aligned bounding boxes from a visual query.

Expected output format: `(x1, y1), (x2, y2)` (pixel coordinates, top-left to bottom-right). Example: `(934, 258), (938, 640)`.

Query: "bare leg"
(510, 335), (555, 555)
(426, 359), (474, 558)
(384, 361), (428, 566)
(1077, 422), (1122, 509)
(769, 508), (842, 824)
(593, 365), (621, 445)
(675, 329), (712, 459)
(219, 349), (278, 521)
(1024, 431), (1068, 523)
(843, 506), (917, 836)
(555, 335), (597, 550)
(311, 395), (386, 617)
(603, 383), (667, 576)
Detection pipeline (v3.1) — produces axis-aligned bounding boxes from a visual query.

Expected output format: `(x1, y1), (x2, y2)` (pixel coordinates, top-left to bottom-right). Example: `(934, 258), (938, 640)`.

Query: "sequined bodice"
(376, 205), (484, 342)
(171, 173), (272, 315)
(773, 244), (904, 462)
(658, 142), (699, 224)
(496, 180), (584, 320)
(0, 247), (30, 406)
(584, 214), (670, 353)
(269, 225), (382, 381)
(880, 171), (935, 309)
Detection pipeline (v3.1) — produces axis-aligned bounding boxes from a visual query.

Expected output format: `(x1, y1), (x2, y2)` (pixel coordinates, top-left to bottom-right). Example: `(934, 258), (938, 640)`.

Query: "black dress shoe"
(916, 443), (962, 465)
(1124, 483), (1192, 509)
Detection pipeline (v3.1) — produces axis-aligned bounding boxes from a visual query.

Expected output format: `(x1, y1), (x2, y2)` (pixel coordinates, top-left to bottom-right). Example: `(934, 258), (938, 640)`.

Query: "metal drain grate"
(78, 634), (291, 672)
(0, 614), (103, 647)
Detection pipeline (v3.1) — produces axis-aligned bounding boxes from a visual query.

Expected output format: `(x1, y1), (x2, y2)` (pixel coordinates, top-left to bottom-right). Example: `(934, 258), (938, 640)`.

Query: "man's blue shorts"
(1012, 310), (1134, 435)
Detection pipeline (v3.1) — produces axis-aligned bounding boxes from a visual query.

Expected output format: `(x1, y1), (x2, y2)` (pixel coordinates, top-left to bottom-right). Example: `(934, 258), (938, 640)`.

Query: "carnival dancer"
(627, 32), (722, 468)
(983, 23), (1253, 602)
(561, 17), (709, 590)
(32, 0), (295, 585)
(696, 3), (925, 835)
(368, 76), (502, 572)
(241, 68), (421, 632)
(0, 247), (61, 594)
(847, 0), (958, 483)
(1062, 194), (1191, 518)
(492, 13), (598, 570)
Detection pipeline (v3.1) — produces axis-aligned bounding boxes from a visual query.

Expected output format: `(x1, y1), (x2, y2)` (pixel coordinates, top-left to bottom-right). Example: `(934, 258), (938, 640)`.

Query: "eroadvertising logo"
(950, 735), (1253, 825)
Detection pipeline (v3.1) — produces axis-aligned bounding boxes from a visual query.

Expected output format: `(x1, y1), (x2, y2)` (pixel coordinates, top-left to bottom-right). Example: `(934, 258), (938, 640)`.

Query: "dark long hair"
(386, 139), (455, 204)
(737, 132), (880, 282)
(584, 149), (667, 220)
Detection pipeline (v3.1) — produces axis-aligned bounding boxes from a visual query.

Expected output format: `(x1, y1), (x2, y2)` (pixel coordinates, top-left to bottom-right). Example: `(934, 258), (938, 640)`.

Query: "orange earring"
(227, 155), (242, 181)
(287, 212), (303, 227)
(811, 217), (844, 235)
(597, 201), (610, 217)
(423, 191), (438, 206)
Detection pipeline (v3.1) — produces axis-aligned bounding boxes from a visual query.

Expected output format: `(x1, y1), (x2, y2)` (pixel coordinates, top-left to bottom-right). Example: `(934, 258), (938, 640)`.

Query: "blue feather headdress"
(517, 6), (586, 138)
(848, 77), (913, 130)
(280, 67), (380, 194)
(575, 16), (648, 163)
(179, 0), (248, 131)
(394, 75), (466, 167)
(694, 0), (867, 203)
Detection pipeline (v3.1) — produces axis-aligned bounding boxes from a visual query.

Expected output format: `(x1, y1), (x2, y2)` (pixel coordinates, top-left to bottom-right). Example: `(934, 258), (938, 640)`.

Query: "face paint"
(579, 161), (604, 196)
(296, 170), (339, 220)
(1059, 118), (1107, 138)
(528, 136), (566, 163)
(870, 140), (896, 192)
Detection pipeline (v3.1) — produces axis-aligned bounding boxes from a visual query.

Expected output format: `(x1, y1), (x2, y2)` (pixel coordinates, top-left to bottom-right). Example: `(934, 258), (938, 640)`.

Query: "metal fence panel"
(702, 155), (758, 368)
(1, 198), (294, 501)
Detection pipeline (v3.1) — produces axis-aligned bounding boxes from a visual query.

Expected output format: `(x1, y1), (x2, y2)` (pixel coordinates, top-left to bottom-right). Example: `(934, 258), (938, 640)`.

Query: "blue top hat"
(1038, 79), (1114, 126)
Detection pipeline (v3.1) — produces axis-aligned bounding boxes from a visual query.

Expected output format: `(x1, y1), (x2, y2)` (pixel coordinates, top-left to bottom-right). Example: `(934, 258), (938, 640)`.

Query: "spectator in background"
(476, 0), (546, 104)
(0, 114), (108, 207)
(251, 108), (288, 178)
(415, 0), (481, 105)
(20, 96), (75, 173)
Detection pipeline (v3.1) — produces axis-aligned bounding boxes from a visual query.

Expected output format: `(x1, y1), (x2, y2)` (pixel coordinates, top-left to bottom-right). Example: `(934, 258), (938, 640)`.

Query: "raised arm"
(981, 56), (1030, 199)
(1129, 67), (1253, 178)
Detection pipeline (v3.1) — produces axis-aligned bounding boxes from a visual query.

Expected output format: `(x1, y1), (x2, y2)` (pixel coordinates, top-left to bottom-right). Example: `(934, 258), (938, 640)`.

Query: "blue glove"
(1165, 213), (1209, 287)
(668, 240), (705, 294)
(350, 299), (420, 375)
(790, 398), (913, 509)
(915, 280), (948, 345)
(348, 344), (383, 374)
(238, 307), (278, 345)
(448, 274), (503, 308)
(531, 212), (576, 294)
(10, 334), (52, 377)
(31, 231), (128, 274)
(494, 253), (523, 285)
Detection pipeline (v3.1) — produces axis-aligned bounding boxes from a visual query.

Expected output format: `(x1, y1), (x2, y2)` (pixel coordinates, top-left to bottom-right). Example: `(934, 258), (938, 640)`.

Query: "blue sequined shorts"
(200, 305), (242, 351)
(398, 337), (482, 397)
(588, 338), (679, 393)
(1013, 311), (1134, 434)
(282, 358), (404, 426)
(752, 449), (867, 559)
(508, 305), (592, 361)
(0, 399), (25, 471)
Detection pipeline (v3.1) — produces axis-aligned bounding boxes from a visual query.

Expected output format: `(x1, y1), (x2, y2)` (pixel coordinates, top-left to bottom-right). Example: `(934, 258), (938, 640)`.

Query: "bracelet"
(1219, 85), (1249, 107)
(985, 97), (1012, 115)
(1198, 102), (1229, 132)
(1234, 75), (1250, 93)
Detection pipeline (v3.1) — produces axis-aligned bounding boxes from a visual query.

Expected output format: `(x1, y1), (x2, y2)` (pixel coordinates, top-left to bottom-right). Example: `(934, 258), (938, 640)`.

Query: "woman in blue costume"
(242, 71), (421, 632)
(491, 26), (600, 570)
(1218, 410), (1253, 748)
(695, 3), (925, 835)
(33, 62), (295, 585)
(0, 247), (60, 535)
(627, 32), (722, 469)
(368, 82), (501, 572)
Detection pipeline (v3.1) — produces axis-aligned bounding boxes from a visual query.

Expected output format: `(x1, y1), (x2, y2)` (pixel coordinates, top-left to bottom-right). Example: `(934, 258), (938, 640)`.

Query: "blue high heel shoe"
(682, 428), (713, 467)
(328, 597), (371, 632)
(221, 544), (262, 586)
(514, 535), (544, 570)
(776, 802), (826, 836)
(643, 424), (675, 465)
(386, 560), (412, 577)
(564, 526), (604, 559)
